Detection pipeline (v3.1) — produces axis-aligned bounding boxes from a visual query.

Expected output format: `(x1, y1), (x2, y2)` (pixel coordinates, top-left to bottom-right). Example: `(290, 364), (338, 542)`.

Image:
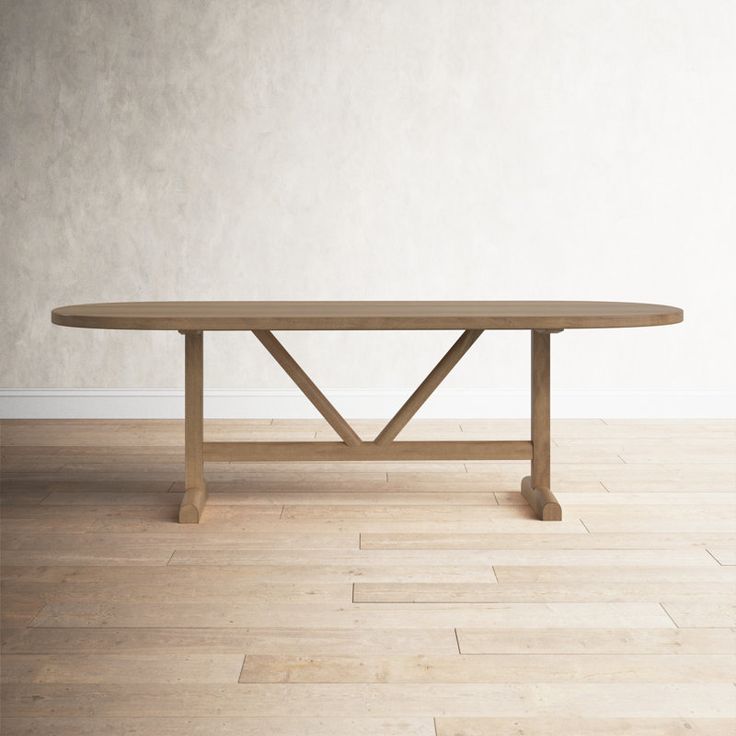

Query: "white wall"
(2, 0), (735, 418)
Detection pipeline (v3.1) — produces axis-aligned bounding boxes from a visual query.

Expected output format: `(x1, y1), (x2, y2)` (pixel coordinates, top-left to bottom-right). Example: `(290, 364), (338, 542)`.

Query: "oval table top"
(51, 301), (683, 331)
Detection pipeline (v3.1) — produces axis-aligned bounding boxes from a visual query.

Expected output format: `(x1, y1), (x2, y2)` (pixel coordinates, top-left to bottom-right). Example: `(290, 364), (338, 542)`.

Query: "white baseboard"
(0, 388), (733, 419)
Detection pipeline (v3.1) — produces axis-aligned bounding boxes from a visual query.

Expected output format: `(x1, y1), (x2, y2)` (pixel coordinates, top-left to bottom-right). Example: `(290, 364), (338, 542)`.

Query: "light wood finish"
(708, 548), (736, 565)
(2, 419), (735, 731)
(0, 717), (434, 735)
(455, 627), (736, 654)
(28, 601), (671, 629)
(353, 580), (736, 602)
(0, 626), (460, 655)
(1, 653), (245, 683)
(435, 718), (736, 735)
(1, 682), (733, 718)
(51, 302), (685, 523)
(252, 330), (361, 447)
(179, 331), (207, 523)
(659, 602), (736, 628)
(204, 440), (532, 462)
(520, 476), (561, 522)
(51, 300), (684, 330)
(374, 330), (483, 444)
(8, 717), (733, 736)
(360, 532), (736, 549)
(238, 653), (736, 683)
(521, 331), (562, 520)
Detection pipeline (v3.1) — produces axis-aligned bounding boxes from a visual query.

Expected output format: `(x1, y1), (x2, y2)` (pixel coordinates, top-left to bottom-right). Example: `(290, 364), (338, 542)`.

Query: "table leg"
(521, 329), (562, 520)
(179, 330), (207, 523)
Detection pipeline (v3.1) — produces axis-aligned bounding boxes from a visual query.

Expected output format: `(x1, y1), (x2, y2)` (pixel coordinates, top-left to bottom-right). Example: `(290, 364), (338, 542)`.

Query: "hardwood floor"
(1, 418), (735, 735)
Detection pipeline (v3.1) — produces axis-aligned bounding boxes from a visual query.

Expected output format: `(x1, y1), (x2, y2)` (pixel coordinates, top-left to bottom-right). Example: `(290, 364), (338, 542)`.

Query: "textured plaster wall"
(2, 0), (735, 398)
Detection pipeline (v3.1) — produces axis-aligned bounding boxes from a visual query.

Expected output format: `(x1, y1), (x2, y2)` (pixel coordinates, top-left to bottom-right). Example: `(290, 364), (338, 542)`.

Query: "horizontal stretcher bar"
(203, 440), (533, 462)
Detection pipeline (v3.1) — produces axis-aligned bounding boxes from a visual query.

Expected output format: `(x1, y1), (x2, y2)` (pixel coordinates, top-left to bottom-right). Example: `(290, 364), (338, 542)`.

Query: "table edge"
(51, 303), (684, 331)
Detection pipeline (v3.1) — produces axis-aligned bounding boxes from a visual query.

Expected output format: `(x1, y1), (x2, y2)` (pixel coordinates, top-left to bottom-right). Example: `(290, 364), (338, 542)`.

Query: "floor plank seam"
(659, 603), (680, 628)
(706, 548), (724, 566)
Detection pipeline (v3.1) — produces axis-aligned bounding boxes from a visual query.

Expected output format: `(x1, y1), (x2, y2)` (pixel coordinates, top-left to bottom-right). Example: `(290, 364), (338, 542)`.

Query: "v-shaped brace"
(253, 329), (483, 445)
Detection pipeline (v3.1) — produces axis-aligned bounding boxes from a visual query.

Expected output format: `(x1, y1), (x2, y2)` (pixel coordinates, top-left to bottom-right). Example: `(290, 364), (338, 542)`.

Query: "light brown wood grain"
(203, 440), (533, 462)
(359, 531), (736, 549)
(180, 331), (207, 523)
(708, 548), (736, 565)
(3, 418), (735, 729)
(456, 627), (736, 654)
(0, 717), (435, 736)
(661, 602), (736, 628)
(0, 654), (244, 683)
(167, 547), (715, 567)
(51, 300), (684, 331)
(1, 531), (358, 551)
(375, 330), (483, 444)
(2, 682), (732, 718)
(1, 626), (460, 655)
(28, 601), (672, 629)
(434, 718), (736, 736)
(352, 581), (736, 603)
(238, 653), (736, 683)
(491, 565), (736, 583)
(252, 330), (362, 447)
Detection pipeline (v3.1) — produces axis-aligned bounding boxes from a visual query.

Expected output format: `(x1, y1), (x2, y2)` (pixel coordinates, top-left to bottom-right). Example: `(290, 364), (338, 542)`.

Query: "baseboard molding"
(0, 388), (733, 419)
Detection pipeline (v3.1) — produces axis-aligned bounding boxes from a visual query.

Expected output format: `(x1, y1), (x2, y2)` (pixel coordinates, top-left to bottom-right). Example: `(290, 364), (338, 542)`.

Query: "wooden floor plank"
(280, 505), (531, 521)
(2, 579), (352, 604)
(708, 548), (736, 565)
(491, 566), (736, 583)
(463, 418), (736, 438)
(0, 549), (174, 567)
(1, 627), (460, 655)
(554, 438), (736, 465)
(661, 602), (736, 628)
(0, 654), (244, 683)
(239, 653), (736, 683)
(353, 581), (736, 603)
(40, 490), (499, 506)
(360, 532), (736, 550)
(497, 491), (736, 506)
(167, 548), (715, 568)
(0, 592), (45, 627)
(0, 490), (51, 505)
(579, 508), (736, 533)
(456, 628), (736, 654)
(1, 531), (359, 551)
(28, 601), (673, 629)
(435, 717), (736, 736)
(0, 717), (435, 736)
(2, 683), (733, 717)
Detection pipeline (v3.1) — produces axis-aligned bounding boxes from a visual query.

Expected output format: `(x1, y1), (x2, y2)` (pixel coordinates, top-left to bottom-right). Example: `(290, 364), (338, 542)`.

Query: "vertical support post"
(179, 330), (207, 523)
(532, 329), (551, 492)
(521, 330), (561, 520)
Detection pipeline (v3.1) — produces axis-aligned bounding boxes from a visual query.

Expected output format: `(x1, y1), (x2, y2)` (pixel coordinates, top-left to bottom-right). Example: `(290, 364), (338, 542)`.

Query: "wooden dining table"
(51, 301), (683, 523)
